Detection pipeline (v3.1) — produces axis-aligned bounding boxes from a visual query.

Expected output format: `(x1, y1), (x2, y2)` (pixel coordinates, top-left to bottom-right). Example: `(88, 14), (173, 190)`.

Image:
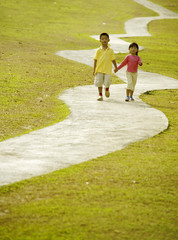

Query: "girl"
(115, 42), (143, 101)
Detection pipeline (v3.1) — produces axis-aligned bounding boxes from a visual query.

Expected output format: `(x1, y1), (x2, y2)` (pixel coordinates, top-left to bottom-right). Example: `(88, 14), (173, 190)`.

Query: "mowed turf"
(0, 0), (178, 239)
(0, 89), (177, 240)
(0, 0), (156, 141)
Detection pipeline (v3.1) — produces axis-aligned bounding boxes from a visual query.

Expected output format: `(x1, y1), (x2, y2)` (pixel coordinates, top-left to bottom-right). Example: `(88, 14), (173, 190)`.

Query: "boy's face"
(100, 35), (109, 47)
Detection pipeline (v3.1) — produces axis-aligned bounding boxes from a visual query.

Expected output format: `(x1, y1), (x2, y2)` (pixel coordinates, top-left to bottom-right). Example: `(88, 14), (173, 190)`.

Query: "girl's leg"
(125, 89), (130, 101)
(130, 73), (137, 100)
(126, 72), (132, 101)
(126, 89), (130, 97)
(130, 90), (133, 97)
(130, 90), (134, 101)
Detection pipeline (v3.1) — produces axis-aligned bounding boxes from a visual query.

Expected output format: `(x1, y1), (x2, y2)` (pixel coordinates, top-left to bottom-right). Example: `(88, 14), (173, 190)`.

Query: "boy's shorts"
(126, 71), (137, 91)
(94, 72), (111, 88)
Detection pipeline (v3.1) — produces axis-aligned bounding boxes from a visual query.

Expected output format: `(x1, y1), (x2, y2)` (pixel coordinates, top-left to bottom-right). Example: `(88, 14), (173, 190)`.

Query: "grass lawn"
(116, 18), (178, 79)
(0, 89), (177, 240)
(0, 0), (178, 239)
(149, 0), (178, 12)
(0, 0), (156, 141)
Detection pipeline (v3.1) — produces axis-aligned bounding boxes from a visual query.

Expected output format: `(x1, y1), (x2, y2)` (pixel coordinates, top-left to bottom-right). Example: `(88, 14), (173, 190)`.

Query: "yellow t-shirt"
(94, 47), (115, 75)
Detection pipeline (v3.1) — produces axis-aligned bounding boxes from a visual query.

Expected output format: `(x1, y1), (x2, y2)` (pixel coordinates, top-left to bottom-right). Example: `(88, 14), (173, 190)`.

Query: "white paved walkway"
(0, 0), (177, 186)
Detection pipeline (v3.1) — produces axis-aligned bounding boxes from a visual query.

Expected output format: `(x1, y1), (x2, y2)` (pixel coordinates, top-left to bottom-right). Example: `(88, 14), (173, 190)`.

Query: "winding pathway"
(0, 0), (177, 186)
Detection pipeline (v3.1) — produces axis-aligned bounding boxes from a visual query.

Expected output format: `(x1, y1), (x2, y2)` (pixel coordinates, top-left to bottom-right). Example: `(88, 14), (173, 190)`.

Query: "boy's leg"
(94, 73), (104, 101)
(105, 87), (110, 98)
(98, 87), (102, 95)
(104, 74), (111, 98)
(98, 87), (103, 97)
(97, 87), (103, 101)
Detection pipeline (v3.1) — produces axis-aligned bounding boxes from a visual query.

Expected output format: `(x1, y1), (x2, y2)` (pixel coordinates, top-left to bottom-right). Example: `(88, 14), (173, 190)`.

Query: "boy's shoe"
(97, 96), (103, 101)
(105, 89), (110, 98)
(130, 97), (134, 101)
(125, 96), (129, 102)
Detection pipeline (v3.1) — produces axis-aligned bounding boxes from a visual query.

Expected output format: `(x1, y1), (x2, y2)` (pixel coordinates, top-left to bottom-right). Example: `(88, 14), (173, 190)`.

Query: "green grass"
(116, 0), (178, 79)
(0, 0), (178, 239)
(149, 0), (178, 12)
(0, 0), (156, 141)
(116, 18), (178, 79)
(0, 89), (177, 240)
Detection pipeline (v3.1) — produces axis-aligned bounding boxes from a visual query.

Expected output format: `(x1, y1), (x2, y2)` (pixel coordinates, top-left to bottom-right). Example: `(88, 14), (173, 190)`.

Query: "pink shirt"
(117, 54), (142, 72)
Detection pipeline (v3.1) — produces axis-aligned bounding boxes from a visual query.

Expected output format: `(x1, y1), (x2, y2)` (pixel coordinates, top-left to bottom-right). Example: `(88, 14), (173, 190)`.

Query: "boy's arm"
(112, 60), (118, 73)
(93, 59), (97, 75)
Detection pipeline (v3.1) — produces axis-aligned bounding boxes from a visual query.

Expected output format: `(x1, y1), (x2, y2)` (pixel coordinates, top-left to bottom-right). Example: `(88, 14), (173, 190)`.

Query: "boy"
(93, 33), (118, 101)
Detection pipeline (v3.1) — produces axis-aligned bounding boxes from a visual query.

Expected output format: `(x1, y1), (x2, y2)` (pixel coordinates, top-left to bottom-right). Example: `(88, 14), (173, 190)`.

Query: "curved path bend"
(0, 0), (177, 186)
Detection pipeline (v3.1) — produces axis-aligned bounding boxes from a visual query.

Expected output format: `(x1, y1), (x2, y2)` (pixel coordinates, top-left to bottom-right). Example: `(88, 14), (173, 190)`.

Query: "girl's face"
(129, 46), (138, 55)
(100, 35), (109, 47)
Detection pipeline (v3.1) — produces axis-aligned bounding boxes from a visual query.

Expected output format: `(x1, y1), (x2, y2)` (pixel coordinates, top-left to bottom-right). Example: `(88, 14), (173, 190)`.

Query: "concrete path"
(0, 0), (178, 186)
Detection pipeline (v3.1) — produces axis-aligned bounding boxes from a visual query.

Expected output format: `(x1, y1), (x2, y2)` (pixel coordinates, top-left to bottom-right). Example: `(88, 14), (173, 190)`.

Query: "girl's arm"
(138, 57), (143, 66)
(93, 59), (97, 75)
(117, 56), (128, 70)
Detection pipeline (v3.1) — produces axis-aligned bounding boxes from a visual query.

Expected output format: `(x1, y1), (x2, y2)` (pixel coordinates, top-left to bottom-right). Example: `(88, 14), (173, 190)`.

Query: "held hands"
(114, 68), (118, 73)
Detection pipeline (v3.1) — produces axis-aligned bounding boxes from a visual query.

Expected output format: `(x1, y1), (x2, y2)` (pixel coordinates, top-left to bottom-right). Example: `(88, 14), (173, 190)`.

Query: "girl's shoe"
(130, 97), (134, 101)
(125, 96), (129, 102)
(97, 96), (103, 101)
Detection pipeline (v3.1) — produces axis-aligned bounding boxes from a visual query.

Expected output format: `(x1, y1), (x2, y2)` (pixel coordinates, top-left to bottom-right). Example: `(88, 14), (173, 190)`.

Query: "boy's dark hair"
(129, 42), (139, 55)
(100, 32), (109, 39)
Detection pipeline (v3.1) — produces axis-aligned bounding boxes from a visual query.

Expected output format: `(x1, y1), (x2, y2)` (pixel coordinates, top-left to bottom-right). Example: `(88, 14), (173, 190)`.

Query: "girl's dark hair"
(129, 42), (139, 55)
(100, 32), (109, 39)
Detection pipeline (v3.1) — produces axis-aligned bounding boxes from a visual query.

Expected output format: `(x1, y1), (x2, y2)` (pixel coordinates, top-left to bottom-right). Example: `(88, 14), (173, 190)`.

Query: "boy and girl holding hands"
(93, 32), (143, 101)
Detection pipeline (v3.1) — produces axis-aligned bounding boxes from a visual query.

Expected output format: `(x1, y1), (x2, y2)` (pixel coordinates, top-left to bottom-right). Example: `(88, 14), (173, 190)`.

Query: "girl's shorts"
(94, 72), (111, 88)
(126, 71), (137, 91)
